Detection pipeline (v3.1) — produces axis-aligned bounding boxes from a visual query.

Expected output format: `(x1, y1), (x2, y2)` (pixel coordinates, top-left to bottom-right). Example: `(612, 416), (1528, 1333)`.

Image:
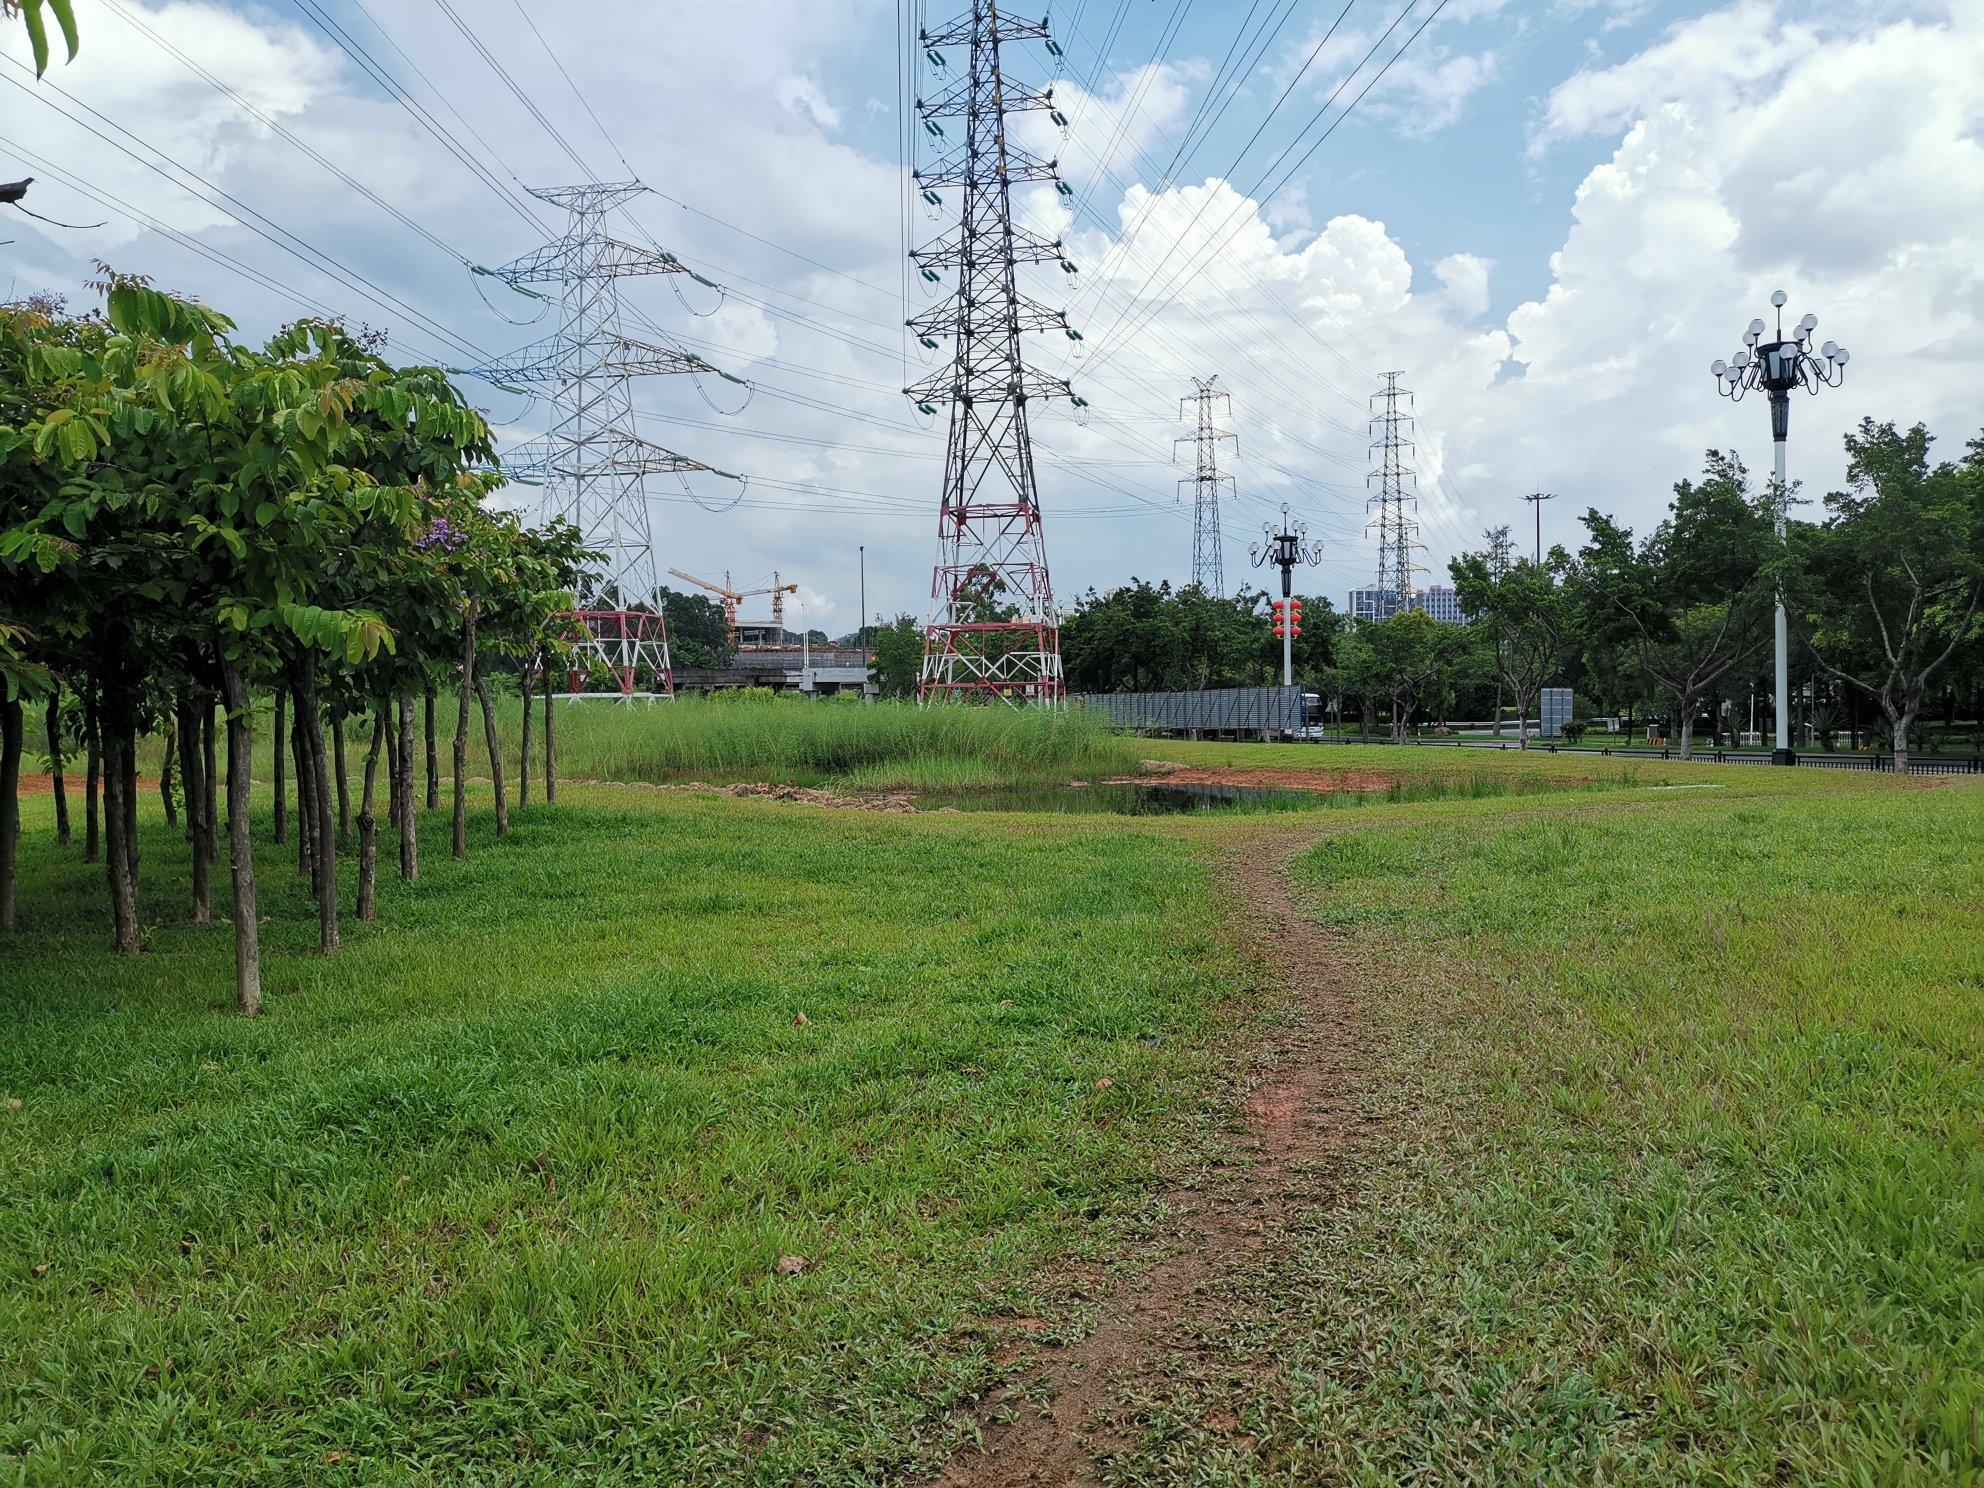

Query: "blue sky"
(4, 0), (1978, 628)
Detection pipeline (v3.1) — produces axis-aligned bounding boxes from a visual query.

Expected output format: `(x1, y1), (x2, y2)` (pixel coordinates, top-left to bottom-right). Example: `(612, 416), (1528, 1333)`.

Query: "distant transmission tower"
(1177, 377), (1234, 594)
(470, 181), (739, 697)
(908, 5), (1085, 704)
(1367, 372), (1424, 616)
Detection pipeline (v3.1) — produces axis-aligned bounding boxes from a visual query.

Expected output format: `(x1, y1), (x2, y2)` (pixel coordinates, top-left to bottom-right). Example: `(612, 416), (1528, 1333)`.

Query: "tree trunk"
(332, 714), (352, 848)
(177, 693), (212, 924)
(476, 674), (509, 837)
(543, 683), (556, 803)
(272, 683), (288, 845)
(1514, 686), (1533, 750)
(397, 692), (419, 882)
(453, 603), (477, 859)
(518, 664), (534, 808)
(385, 719), (401, 831)
(218, 657), (262, 1015)
(44, 690), (69, 845)
(1678, 701), (1696, 760)
(424, 686), (439, 811)
(83, 685), (100, 864)
(290, 659), (338, 954)
(201, 701), (218, 894)
(0, 694), (20, 933)
(356, 704), (386, 922)
(99, 705), (142, 955)
(122, 720), (139, 889)
(1891, 691), (1917, 775)
(292, 709), (315, 886)
(159, 723), (180, 830)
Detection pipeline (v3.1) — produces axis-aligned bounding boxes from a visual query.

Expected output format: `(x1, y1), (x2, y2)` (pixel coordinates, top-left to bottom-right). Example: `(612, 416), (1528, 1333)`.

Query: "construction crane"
(666, 567), (801, 644)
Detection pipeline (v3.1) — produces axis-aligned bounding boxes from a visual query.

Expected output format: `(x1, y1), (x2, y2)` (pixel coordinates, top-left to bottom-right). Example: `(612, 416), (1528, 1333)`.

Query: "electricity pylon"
(1367, 372), (1424, 617)
(907, 4), (1085, 705)
(468, 181), (741, 697)
(1177, 377), (1234, 594)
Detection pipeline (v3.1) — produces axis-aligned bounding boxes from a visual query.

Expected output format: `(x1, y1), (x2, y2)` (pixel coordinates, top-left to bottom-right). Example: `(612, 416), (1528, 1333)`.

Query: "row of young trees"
(1044, 422), (1982, 769)
(1, 279), (591, 1012)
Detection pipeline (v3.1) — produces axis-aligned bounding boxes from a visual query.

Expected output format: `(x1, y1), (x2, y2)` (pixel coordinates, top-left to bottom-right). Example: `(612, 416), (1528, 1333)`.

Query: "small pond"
(910, 781), (1338, 814)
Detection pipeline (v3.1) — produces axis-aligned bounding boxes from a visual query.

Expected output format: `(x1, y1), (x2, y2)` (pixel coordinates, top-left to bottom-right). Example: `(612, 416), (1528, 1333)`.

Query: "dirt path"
(930, 836), (1383, 1487)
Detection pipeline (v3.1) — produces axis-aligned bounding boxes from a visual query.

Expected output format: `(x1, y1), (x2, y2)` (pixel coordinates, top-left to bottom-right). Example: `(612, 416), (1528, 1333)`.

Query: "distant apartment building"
(1415, 584), (1465, 624)
(1348, 585), (1398, 623)
(1347, 584), (1467, 625)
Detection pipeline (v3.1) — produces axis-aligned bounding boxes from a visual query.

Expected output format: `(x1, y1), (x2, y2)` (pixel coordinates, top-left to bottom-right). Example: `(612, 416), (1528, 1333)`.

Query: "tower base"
(564, 610), (673, 698)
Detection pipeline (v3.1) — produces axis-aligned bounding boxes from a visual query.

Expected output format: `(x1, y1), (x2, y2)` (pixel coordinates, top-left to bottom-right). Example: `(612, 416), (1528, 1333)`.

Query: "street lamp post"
(1711, 289), (1848, 765)
(1250, 502), (1325, 687)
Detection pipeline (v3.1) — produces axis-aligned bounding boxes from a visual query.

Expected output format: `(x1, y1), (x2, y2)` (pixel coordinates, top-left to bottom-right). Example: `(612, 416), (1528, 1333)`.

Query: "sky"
(3, 0), (1979, 634)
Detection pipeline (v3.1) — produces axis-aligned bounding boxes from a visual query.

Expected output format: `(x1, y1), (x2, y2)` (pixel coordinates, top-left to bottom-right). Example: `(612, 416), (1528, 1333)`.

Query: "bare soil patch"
(928, 838), (1385, 1487)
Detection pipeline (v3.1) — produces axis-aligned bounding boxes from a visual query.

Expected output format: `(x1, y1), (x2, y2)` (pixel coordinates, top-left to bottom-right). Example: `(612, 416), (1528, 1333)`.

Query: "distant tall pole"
(1252, 503), (1324, 686)
(1712, 289), (1849, 764)
(1367, 373), (1424, 615)
(1177, 377), (1235, 593)
(859, 544), (867, 664)
(1521, 490), (1555, 564)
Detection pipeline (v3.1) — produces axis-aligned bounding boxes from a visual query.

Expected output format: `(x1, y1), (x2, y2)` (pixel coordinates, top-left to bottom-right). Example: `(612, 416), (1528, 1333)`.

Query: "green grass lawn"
(6, 722), (1978, 1485)
(1106, 770), (1983, 1486)
(0, 786), (1244, 1485)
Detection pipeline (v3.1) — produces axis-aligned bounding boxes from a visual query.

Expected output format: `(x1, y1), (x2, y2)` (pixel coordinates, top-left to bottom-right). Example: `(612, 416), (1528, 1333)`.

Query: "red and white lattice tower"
(469, 182), (742, 697)
(907, 4), (1086, 704)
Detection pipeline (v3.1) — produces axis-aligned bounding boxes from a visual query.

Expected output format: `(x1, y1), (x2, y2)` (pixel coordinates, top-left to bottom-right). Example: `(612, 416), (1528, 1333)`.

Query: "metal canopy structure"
(908, 4), (1085, 705)
(468, 181), (741, 697)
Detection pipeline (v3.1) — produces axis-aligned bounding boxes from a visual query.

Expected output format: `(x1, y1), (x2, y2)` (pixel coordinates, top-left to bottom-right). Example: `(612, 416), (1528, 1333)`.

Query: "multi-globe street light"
(1711, 289), (1848, 764)
(1251, 502), (1325, 687)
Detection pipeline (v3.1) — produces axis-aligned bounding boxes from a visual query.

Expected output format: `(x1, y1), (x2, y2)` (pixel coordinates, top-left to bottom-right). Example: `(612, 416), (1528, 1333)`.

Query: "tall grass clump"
(548, 695), (1138, 786)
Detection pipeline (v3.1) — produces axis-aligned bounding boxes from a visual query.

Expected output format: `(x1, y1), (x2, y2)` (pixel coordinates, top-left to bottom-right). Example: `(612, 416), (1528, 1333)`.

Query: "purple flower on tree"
(417, 517), (464, 553)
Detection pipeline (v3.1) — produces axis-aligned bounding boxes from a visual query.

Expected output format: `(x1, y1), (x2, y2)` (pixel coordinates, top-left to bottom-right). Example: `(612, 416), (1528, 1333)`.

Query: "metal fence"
(1300, 734), (1984, 777)
(1071, 686), (1306, 736)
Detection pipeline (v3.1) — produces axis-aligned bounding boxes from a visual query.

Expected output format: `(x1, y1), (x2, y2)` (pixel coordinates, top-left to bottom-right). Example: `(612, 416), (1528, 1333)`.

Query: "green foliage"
(1796, 419), (1984, 752)
(868, 612), (923, 699)
(1061, 579), (1340, 692)
(655, 585), (733, 669)
(4, 0), (78, 76)
(1333, 608), (1466, 739)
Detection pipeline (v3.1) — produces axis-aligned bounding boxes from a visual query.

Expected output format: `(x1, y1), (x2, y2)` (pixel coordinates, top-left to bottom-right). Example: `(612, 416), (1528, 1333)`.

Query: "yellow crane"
(666, 568), (801, 645)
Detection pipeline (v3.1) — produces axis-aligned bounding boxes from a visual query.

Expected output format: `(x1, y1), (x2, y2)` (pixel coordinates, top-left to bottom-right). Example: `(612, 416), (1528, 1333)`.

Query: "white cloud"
(775, 76), (842, 131)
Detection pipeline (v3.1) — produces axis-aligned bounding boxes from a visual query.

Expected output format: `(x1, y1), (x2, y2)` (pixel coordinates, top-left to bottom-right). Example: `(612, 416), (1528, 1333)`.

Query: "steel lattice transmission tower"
(469, 181), (739, 697)
(908, 4), (1085, 704)
(1366, 372), (1425, 617)
(1177, 377), (1235, 594)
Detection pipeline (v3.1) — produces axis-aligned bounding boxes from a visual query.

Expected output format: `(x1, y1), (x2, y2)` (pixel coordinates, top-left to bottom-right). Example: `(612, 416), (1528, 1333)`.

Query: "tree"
(1797, 420), (1984, 772)
(657, 585), (733, 669)
(869, 614), (923, 699)
(1451, 548), (1568, 748)
(1335, 610), (1460, 741)
(1576, 452), (1774, 758)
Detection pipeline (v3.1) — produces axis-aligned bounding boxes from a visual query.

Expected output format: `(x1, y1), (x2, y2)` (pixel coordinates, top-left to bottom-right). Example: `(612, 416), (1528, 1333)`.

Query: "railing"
(1300, 734), (1983, 776)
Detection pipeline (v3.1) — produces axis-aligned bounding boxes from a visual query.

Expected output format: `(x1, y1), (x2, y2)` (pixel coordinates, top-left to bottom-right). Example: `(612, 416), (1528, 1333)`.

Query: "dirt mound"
(681, 781), (920, 813)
